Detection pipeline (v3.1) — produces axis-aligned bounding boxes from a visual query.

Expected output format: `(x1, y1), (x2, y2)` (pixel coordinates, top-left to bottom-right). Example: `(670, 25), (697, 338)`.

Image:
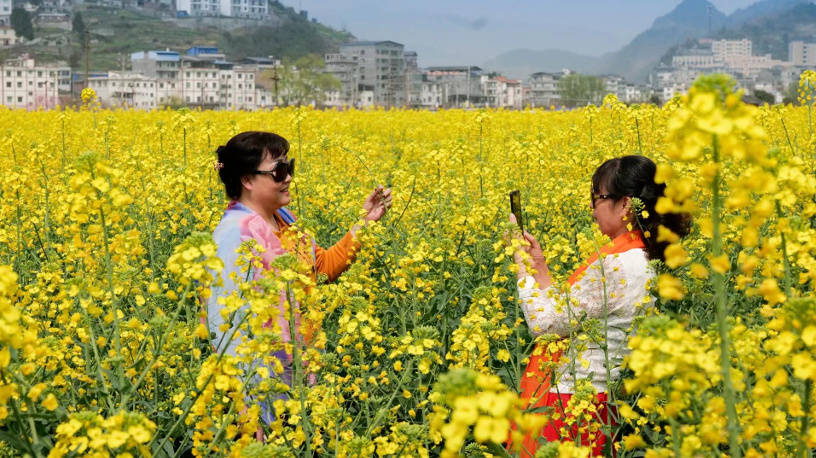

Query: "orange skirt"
(514, 343), (617, 457)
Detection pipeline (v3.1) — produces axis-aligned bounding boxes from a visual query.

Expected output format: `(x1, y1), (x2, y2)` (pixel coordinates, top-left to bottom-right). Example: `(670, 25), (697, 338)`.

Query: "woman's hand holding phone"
(510, 214), (552, 289)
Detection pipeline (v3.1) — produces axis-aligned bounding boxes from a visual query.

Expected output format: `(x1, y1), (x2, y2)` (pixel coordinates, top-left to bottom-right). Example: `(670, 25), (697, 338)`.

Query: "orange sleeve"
(315, 231), (361, 282)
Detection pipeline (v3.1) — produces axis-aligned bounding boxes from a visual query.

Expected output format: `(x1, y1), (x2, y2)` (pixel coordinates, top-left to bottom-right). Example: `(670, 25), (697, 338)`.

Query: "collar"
(567, 230), (645, 286)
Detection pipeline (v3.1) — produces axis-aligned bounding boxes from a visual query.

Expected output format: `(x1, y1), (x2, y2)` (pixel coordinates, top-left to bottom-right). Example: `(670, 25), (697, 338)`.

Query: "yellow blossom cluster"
(428, 368), (546, 457)
(3, 72), (816, 456)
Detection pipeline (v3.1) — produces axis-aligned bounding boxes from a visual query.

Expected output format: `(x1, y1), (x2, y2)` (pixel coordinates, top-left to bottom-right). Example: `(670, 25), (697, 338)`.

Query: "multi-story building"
(216, 67), (256, 109)
(175, 0), (269, 19)
(650, 65), (704, 102)
(130, 48), (256, 109)
(712, 39), (752, 61)
(491, 76), (522, 109)
(418, 78), (443, 109)
(87, 72), (159, 109)
(603, 74), (647, 104)
(132, 50), (182, 80)
(403, 51), (423, 108)
(0, 57), (70, 109)
(0, 26), (19, 47)
(672, 52), (718, 68)
(789, 41), (816, 67)
(324, 52), (360, 108)
(0, 0), (10, 25)
(424, 66), (484, 107)
(337, 41), (406, 107)
(240, 56), (279, 108)
(524, 72), (564, 108)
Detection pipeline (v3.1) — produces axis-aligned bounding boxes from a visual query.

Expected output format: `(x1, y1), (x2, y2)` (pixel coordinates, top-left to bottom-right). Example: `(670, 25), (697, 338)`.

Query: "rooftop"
(341, 40), (404, 48)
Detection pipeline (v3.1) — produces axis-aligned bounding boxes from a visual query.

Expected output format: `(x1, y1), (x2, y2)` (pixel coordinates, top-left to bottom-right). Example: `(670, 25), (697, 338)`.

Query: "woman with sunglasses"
(510, 155), (690, 456)
(207, 131), (391, 392)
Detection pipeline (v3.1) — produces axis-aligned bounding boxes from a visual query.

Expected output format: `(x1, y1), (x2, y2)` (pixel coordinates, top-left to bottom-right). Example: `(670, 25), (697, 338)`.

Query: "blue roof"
(131, 51), (180, 62)
(186, 46), (220, 56)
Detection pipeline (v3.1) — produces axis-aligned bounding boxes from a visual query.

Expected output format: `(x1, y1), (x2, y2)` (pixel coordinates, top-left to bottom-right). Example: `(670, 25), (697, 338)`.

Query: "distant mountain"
(0, 2), (353, 71)
(716, 2), (816, 59)
(482, 49), (599, 80)
(725, 0), (810, 27)
(483, 0), (728, 82)
(599, 0), (726, 82)
(483, 0), (816, 84)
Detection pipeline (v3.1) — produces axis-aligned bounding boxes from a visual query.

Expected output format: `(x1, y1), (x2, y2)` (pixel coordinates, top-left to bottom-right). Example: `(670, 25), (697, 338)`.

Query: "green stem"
(287, 284), (313, 456)
(711, 135), (742, 458)
(780, 116), (796, 157)
(61, 116), (67, 169)
(98, 197), (124, 402)
(669, 417), (682, 457)
(478, 119), (484, 198)
(0, 371), (39, 456)
(800, 379), (813, 458)
(183, 127), (187, 168)
(776, 201), (793, 297)
(120, 282), (193, 407)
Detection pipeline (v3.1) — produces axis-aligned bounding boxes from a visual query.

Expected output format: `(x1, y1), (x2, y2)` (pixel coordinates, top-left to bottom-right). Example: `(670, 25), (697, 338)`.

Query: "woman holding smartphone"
(511, 155), (690, 456)
(207, 131), (391, 401)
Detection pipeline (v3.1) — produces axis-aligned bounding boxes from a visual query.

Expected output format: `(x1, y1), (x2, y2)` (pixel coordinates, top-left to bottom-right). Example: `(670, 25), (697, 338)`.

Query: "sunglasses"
(590, 191), (614, 209)
(253, 158), (295, 183)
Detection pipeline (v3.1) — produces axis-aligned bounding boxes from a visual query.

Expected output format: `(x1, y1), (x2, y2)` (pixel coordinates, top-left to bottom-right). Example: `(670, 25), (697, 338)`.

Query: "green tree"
(557, 73), (605, 107)
(753, 89), (776, 105)
(782, 82), (799, 105)
(72, 12), (86, 36)
(10, 8), (34, 41)
(271, 54), (341, 107)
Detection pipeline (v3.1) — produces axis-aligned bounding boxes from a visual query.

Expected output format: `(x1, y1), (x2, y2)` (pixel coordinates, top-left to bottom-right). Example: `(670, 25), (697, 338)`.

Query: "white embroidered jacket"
(517, 247), (655, 393)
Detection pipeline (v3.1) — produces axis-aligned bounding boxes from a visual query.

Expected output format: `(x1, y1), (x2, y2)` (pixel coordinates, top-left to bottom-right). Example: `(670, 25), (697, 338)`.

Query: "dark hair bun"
(592, 155), (691, 261)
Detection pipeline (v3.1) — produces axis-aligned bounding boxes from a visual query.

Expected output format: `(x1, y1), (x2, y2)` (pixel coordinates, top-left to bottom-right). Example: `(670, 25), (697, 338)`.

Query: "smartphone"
(509, 190), (524, 232)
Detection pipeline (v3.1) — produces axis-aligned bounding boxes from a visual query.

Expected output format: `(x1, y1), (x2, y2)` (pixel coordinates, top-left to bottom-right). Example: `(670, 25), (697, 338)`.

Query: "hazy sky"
(284, 1), (759, 66)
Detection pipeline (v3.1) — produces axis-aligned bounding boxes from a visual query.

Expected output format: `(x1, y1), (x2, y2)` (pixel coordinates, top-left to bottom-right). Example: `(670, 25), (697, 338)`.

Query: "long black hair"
(592, 155), (691, 261)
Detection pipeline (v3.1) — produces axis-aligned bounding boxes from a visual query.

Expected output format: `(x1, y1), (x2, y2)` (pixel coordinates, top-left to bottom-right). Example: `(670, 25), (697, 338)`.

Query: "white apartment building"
(0, 26), (19, 47)
(418, 80), (443, 109)
(727, 54), (788, 77)
(484, 75), (522, 109)
(216, 67), (256, 109)
(712, 39), (752, 61)
(336, 41), (406, 107)
(424, 66), (485, 108)
(0, 0), (10, 25)
(790, 41), (816, 66)
(324, 52), (360, 108)
(604, 75), (646, 103)
(129, 48), (257, 109)
(672, 53), (719, 68)
(525, 72), (564, 108)
(87, 66), (258, 110)
(0, 61), (70, 109)
(88, 72), (158, 109)
(175, 0), (268, 19)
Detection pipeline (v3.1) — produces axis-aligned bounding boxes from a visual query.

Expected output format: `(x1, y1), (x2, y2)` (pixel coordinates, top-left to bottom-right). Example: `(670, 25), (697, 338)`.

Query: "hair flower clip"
(213, 161), (224, 171)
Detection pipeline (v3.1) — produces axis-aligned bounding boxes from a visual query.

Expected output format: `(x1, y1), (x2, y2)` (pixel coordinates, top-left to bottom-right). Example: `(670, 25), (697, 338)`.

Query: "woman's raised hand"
(363, 186), (393, 222)
(509, 214), (552, 288)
